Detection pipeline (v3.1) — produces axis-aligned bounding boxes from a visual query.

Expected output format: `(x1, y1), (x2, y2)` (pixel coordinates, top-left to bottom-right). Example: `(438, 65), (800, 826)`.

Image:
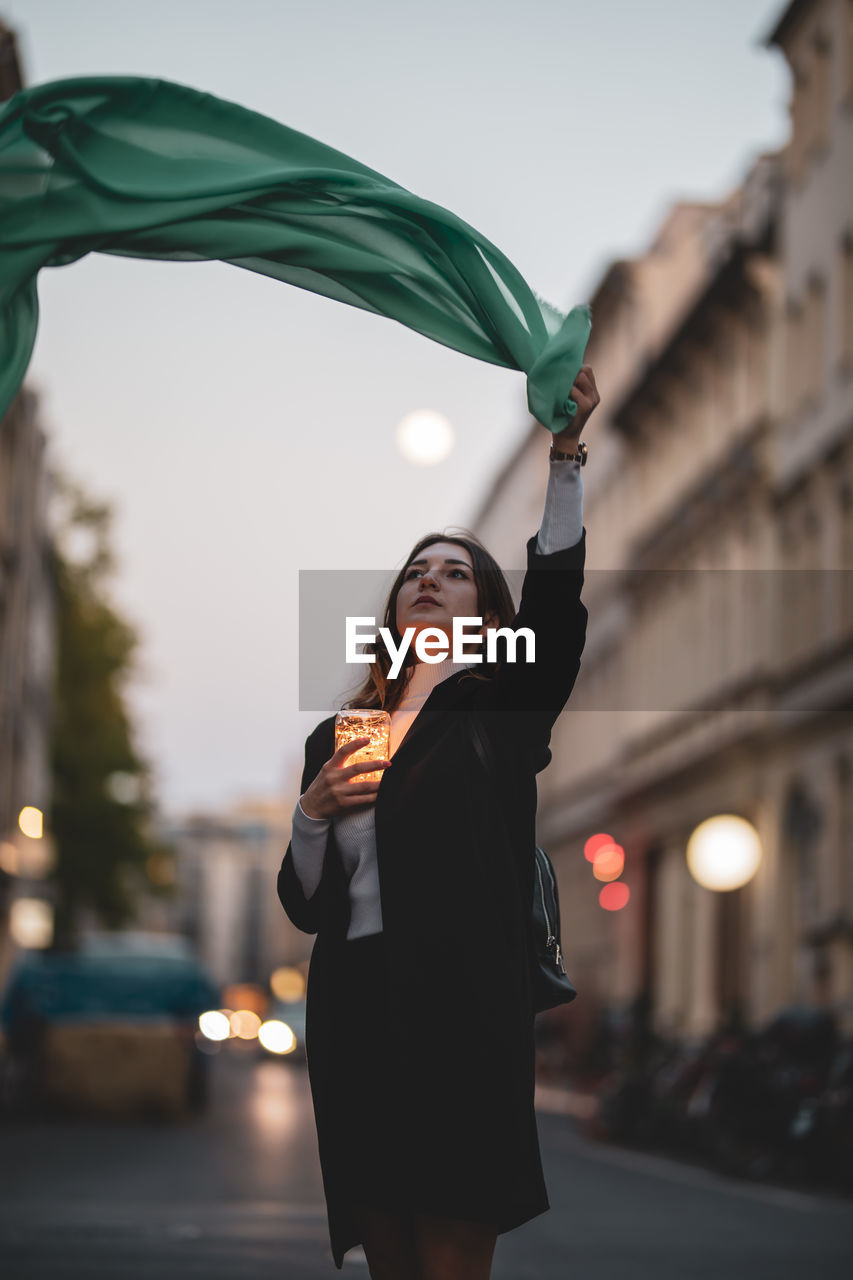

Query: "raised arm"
(469, 364), (599, 751)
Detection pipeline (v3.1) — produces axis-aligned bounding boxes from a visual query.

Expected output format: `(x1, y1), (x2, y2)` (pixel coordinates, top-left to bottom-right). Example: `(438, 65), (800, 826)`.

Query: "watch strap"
(549, 439), (588, 465)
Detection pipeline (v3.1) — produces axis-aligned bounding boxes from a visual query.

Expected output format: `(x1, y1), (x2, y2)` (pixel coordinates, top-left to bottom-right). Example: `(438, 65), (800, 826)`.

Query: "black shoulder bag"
(468, 716), (577, 1014)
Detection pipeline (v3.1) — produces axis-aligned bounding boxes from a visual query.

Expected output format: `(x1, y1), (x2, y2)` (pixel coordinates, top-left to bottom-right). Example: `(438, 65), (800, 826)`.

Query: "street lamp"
(686, 814), (762, 891)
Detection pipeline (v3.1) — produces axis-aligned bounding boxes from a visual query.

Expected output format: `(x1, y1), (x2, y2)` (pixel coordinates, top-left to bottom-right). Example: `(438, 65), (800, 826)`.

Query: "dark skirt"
(313, 926), (544, 1259)
(332, 930), (412, 1213)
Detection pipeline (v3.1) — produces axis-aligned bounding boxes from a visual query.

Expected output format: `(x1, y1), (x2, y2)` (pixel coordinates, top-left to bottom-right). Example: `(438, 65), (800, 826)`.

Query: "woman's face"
(395, 540), (494, 657)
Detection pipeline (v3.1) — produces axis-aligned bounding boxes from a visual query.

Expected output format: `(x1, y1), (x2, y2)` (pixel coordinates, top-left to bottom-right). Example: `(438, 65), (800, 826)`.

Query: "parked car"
(0, 931), (220, 1120)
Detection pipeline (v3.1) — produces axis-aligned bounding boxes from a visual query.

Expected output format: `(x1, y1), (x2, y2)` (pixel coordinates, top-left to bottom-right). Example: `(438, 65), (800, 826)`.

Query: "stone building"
(471, 0), (853, 1047)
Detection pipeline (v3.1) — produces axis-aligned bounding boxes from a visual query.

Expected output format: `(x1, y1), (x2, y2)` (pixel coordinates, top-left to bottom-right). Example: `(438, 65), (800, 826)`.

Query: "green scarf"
(0, 76), (590, 431)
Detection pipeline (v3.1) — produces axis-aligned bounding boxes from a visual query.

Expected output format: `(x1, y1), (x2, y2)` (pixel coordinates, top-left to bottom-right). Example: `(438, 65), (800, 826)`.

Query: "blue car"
(0, 931), (221, 1118)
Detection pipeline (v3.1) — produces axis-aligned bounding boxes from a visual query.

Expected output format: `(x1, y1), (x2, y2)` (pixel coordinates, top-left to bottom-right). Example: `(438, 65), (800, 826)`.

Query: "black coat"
(277, 530), (587, 1268)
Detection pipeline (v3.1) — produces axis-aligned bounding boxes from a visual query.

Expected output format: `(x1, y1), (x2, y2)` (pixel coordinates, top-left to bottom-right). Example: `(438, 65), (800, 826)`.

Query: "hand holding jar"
(299, 711), (392, 820)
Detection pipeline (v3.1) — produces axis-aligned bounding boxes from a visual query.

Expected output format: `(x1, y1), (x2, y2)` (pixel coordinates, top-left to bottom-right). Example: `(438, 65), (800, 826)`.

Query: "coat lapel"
(387, 667), (475, 762)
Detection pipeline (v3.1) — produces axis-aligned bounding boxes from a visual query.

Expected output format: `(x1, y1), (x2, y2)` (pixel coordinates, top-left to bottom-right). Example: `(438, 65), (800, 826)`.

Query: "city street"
(2, 2), (853, 1277)
(1, 1047), (850, 1279)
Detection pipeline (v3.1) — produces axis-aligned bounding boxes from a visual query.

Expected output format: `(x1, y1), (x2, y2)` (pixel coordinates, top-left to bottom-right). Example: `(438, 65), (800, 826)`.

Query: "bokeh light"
(9, 897), (53, 947)
(0, 841), (18, 875)
(584, 832), (614, 863)
(230, 1009), (262, 1039)
(395, 409), (455, 465)
(686, 814), (762, 891)
(599, 882), (630, 911)
(18, 806), (43, 839)
(199, 1010), (231, 1041)
(258, 1020), (297, 1055)
(223, 983), (268, 1016)
(270, 966), (306, 1002)
(593, 843), (625, 881)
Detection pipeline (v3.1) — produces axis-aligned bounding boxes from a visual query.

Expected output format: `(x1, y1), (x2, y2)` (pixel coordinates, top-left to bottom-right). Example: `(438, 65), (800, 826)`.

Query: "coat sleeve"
(277, 726), (335, 935)
(469, 528), (588, 761)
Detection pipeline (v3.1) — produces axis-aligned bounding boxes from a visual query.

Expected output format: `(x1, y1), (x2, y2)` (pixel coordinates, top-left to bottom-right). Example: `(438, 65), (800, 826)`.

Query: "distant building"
(0, 387), (57, 979)
(0, 22), (58, 980)
(161, 795), (304, 989)
(470, 0), (853, 1050)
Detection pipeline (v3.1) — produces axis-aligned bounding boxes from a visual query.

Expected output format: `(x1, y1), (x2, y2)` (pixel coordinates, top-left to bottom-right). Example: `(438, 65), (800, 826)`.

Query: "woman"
(277, 365), (599, 1278)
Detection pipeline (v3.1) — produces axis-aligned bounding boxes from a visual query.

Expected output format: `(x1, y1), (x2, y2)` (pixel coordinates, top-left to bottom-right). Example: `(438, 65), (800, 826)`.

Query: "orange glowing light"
(584, 832), (615, 863)
(223, 983), (268, 1017)
(270, 966), (306, 1002)
(334, 710), (391, 783)
(593, 843), (625, 881)
(599, 881), (630, 911)
(230, 1009), (262, 1039)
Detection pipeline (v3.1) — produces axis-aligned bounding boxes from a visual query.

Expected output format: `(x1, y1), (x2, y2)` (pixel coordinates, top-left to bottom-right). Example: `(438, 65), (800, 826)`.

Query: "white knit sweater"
(290, 457), (583, 940)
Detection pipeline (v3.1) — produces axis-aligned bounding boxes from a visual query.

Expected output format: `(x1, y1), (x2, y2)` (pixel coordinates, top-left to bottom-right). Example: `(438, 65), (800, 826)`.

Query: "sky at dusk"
(3, 0), (791, 814)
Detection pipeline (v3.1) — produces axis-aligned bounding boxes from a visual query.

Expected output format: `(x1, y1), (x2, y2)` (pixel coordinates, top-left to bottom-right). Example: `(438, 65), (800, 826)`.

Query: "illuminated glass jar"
(334, 709), (391, 783)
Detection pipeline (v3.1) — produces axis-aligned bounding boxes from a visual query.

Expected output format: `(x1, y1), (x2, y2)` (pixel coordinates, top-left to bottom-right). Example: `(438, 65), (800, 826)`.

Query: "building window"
(788, 69), (808, 183)
(805, 273), (826, 405)
(788, 29), (834, 182)
(785, 298), (806, 411)
(841, 479), (853, 633)
(782, 784), (823, 1003)
(842, 479), (853, 567)
(841, 235), (853, 372)
(838, 756), (852, 925)
(808, 35), (832, 156)
(778, 491), (823, 664)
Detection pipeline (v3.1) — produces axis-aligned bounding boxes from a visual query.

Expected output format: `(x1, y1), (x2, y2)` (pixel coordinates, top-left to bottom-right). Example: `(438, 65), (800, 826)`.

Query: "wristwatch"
(549, 440), (588, 465)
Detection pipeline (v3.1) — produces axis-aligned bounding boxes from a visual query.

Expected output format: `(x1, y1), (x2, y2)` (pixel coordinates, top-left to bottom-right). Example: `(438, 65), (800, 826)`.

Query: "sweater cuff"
(535, 457), (584, 553)
(295, 796), (329, 826)
(290, 797), (330, 899)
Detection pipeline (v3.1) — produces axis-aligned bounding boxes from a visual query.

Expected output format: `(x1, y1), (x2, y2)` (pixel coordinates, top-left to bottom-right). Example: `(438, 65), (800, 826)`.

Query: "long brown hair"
(338, 527), (518, 713)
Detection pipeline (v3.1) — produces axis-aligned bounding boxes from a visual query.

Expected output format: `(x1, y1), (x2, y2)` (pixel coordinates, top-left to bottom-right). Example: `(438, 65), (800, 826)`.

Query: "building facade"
(471, 0), (853, 1048)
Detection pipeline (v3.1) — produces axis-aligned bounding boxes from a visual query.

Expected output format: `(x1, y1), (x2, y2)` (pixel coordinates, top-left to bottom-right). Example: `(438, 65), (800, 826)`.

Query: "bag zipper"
(536, 854), (566, 974)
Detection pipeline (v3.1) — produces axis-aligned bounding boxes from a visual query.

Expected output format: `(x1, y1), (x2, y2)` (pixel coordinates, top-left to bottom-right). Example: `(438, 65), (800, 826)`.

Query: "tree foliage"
(48, 470), (172, 946)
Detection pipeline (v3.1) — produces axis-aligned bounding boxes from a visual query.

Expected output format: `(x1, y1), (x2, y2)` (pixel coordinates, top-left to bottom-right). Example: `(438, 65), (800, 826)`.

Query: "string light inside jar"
(334, 709), (391, 783)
